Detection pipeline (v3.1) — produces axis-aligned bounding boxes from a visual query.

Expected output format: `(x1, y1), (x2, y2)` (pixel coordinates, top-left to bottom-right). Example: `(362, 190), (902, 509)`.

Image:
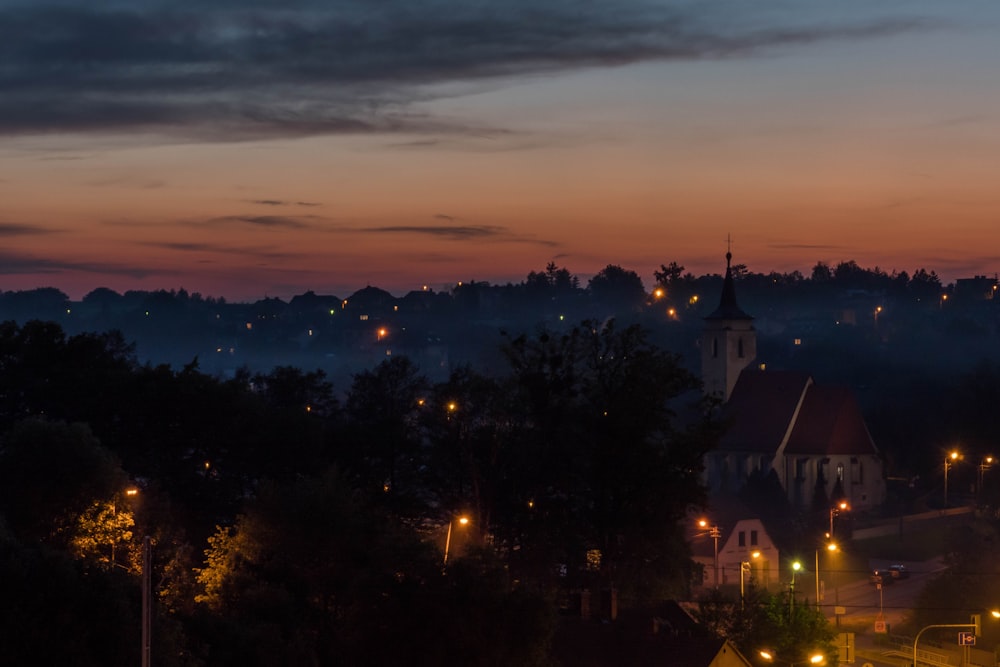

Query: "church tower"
(701, 251), (756, 402)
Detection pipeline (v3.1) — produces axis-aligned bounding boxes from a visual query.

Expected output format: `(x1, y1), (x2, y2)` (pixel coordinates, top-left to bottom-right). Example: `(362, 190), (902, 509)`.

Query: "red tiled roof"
(785, 385), (879, 456)
(718, 370), (811, 453)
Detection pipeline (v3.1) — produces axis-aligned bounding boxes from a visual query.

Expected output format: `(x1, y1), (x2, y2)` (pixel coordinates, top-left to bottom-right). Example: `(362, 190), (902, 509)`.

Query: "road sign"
(874, 620), (886, 633)
(959, 632), (976, 646)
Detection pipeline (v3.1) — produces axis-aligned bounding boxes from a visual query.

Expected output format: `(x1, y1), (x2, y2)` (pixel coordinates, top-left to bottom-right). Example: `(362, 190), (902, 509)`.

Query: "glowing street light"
(945, 450), (960, 507)
(740, 551), (761, 610)
(980, 456), (994, 503)
(443, 515), (470, 565)
(828, 501), (849, 539)
(789, 561), (802, 614)
(815, 543), (838, 609)
(697, 519), (722, 588)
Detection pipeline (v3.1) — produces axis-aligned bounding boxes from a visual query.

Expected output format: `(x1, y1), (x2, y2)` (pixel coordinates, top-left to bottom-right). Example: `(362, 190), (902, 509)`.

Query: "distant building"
(701, 253), (886, 511)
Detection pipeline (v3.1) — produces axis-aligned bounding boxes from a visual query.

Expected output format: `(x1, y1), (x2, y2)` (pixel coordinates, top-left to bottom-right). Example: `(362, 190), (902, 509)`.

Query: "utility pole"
(141, 536), (151, 667)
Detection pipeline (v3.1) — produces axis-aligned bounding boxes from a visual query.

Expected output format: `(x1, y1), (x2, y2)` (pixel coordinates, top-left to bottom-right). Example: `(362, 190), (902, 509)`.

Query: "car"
(870, 569), (895, 585)
(887, 564), (909, 579)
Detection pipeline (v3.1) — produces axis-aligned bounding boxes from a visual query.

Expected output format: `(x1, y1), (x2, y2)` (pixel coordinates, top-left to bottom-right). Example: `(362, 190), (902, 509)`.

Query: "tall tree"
(499, 320), (717, 600)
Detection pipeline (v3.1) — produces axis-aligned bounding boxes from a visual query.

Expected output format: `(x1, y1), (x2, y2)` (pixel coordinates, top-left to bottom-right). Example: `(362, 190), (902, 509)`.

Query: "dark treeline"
(0, 317), (721, 665)
(0, 260), (993, 385)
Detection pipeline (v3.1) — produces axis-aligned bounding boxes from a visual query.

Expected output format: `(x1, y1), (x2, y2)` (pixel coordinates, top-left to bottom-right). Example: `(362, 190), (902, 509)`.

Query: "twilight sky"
(2, 0), (999, 301)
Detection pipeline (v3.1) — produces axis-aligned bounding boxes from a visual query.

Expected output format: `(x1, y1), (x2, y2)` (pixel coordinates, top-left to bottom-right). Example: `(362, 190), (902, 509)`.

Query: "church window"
(737, 337), (744, 358)
(738, 531), (746, 547)
(750, 530), (758, 546)
(851, 457), (863, 483)
(837, 463), (844, 481)
(712, 337), (719, 358)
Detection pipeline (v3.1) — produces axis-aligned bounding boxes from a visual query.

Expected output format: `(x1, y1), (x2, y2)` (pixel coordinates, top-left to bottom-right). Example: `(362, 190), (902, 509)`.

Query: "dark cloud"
(363, 222), (558, 246)
(0, 222), (57, 236)
(142, 239), (304, 261)
(250, 199), (323, 207)
(365, 224), (505, 240)
(0, 249), (157, 277)
(0, 1), (942, 140)
(206, 214), (313, 229)
(769, 243), (844, 250)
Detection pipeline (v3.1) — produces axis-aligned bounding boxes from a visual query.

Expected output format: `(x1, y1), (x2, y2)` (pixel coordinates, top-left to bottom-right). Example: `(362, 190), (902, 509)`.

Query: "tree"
(587, 264), (647, 311)
(653, 262), (686, 287)
(498, 320), (716, 600)
(0, 418), (128, 546)
(343, 356), (430, 516)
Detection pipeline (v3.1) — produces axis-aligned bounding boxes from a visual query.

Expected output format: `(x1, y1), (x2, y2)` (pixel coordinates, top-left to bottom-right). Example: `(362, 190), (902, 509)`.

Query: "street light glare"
(458, 516), (469, 526)
(792, 561), (802, 571)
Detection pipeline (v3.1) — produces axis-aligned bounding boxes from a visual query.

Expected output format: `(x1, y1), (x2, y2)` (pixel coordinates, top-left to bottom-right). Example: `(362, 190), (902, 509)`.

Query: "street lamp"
(698, 519), (722, 588)
(740, 551), (761, 610)
(789, 561), (802, 614)
(815, 543), (838, 609)
(828, 501), (848, 539)
(913, 611), (1000, 667)
(979, 456), (994, 503)
(443, 515), (470, 564)
(944, 450), (960, 508)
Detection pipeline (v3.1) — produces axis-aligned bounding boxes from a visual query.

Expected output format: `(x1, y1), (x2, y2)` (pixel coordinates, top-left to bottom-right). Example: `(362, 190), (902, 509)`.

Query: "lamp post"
(944, 450), (959, 508)
(913, 611), (1000, 667)
(141, 535), (152, 667)
(828, 501), (848, 539)
(789, 561), (802, 615)
(815, 543), (838, 610)
(740, 551), (761, 611)
(698, 519), (722, 588)
(979, 456), (994, 503)
(443, 515), (469, 564)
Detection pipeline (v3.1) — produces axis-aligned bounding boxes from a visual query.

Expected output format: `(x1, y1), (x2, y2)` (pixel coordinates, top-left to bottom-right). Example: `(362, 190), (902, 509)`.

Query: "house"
(690, 497), (781, 590)
(700, 253), (886, 512)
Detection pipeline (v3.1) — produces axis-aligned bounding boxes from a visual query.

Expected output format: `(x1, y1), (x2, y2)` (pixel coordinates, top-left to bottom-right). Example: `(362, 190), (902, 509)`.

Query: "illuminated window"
(794, 338), (802, 346)
(246, 322), (253, 330)
(360, 314), (369, 321)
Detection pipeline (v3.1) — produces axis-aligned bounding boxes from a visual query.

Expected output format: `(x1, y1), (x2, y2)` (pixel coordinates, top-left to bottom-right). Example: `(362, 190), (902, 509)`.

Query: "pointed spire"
(705, 251), (753, 320)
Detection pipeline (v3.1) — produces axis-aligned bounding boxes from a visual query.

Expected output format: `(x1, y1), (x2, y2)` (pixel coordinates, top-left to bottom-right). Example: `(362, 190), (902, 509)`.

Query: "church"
(700, 253), (886, 512)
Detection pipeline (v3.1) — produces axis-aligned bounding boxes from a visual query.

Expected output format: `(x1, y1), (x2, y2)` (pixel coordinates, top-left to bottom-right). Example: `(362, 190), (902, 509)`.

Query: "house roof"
(718, 370), (812, 453)
(553, 614), (750, 667)
(784, 385), (879, 456)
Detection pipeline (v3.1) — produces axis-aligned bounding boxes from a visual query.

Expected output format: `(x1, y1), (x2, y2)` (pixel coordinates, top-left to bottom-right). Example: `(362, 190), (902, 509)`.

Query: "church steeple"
(705, 251), (753, 321)
(701, 250), (756, 402)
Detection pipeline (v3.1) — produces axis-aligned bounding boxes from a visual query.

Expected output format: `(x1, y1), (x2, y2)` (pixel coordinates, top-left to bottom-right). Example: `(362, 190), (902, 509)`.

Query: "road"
(818, 558), (947, 666)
